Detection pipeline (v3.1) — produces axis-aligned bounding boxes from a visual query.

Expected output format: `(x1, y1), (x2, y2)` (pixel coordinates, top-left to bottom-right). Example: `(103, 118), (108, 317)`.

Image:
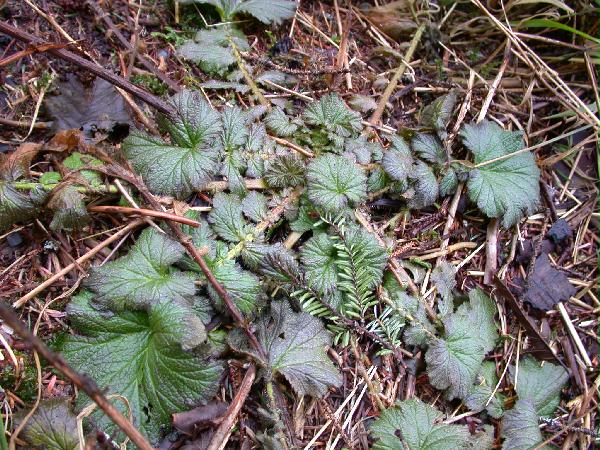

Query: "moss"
(131, 74), (169, 96)
(0, 352), (38, 403)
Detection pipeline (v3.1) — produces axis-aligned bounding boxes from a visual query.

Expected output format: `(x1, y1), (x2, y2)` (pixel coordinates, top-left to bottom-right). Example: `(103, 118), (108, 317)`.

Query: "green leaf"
(86, 228), (196, 311)
(230, 301), (342, 397)
(426, 289), (498, 400)
(439, 167), (458, 197)
(408, 161), (439, 209)
(0, 182), (44, 232)
(61, 291), (222, 445)
(124, 93), (223, 199)
(303, 94), (362, 148)
(19, 398), (78, 450)
(517, 19), (600, 44)
(191, 0), (297, 24)
(162, 90), (222, 148)
(461, 120), (540, 227)
(300, 232), (338, 293)
(344, 135), (381, 164)
(426, 313), (486, 400)
(420, 91), (457, 140)
(63, 152), (104, 187)
(509, 357), (568, 417)
(306, 154), (367, 213)
(501, 399), (550, 450)
(412, 133), (446, 165)
(465, 361), (505, 418)
(48, 185), (90, 231)
(459, 288), (499, 353)
(208, 193), (251, 243)
(370, 399), (471, 450)
(209, 259), (261, 314)
(39, 171), (62, 184)
(431, 261), (456, 317)
(177, 28), (249, 75)
(241, 191), (268, 222)
(382, 136), (413, 183)
(264, 107), (302, 137)
(264, 154), (306, 188)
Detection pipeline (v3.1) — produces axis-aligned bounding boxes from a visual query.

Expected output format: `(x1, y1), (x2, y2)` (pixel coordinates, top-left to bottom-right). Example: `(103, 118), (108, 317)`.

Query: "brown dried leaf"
(0, 142), (41, 181)
(524, 253), (576, 311)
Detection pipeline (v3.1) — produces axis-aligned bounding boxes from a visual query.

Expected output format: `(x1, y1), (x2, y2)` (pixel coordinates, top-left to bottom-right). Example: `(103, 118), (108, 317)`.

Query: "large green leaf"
(509, 357), (568, 417)
(382, 136), (413, 184)
(209, 258), (261, 314)
(229, 301), (342, 397)
(86, 228), (196, 311)
(123, 91), (221, 198)
(61, 292), (222, 445)
(370, 399), (471, 450)
(306, 154), (367, 213)
(461, 120), (540, 227)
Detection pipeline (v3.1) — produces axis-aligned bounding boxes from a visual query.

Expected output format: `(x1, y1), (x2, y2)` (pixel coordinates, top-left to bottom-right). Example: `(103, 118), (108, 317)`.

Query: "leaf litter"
(0, 0), (598, 449)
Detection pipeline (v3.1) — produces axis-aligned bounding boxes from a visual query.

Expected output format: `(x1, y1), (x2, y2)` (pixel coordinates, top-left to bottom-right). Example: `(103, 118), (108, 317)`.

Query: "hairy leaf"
(300, 232), (338, 293)
(209, 259), (261, 314)
(241, 191), (268, 222)
(420, 91), (457, 140)
(0, 182), (44, 232)
(264, 107), (302, 137)
(208, 193), (251, 243)
(509, 357), (568, 417)
(461, 120), (540, 227)
(264, 154), (306, 188)
(408, 161), (439, 209)
(413, 133), (446, 165)
(61, 292), (222, 444)
(306, 154), (366, 213)
(344, 135), (381, 164)
(431, 261), (456, 317)
(382, 136), (413, 183)
(426, 289), (498, 400)
(347, 94), (378, 113)
(303, 94), (362, 148)
(177, 28), (249, 75)
(230, 301), (342, 397)
(440, 167), (458, 197)
(371, 399), (471, 450)
(192, 0), (297, 24)
(501, 399), (549, 450)
(86, 228), (196, 311)
(465, 361), (505, 418)
(20, 398), (78, 450)
(125, 93), (222, 198)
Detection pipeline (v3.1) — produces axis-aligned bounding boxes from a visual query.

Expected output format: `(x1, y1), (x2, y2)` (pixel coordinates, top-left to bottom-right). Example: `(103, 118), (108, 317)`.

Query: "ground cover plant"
(0, 0), (598, 449)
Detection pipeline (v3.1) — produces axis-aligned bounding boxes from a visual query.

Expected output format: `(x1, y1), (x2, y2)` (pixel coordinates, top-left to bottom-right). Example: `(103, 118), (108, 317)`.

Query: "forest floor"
(0, 0), (598, 449)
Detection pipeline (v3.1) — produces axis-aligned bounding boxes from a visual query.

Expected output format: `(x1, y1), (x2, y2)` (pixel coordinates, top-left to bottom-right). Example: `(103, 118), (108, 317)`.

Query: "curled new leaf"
(303, 94), (362, 148)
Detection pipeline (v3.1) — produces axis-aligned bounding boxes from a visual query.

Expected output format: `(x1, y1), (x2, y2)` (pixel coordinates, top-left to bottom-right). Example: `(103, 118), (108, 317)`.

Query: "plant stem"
(266, 381), (289, 450)
(228, 34), (270, 108)
(369, 23), (426, 126)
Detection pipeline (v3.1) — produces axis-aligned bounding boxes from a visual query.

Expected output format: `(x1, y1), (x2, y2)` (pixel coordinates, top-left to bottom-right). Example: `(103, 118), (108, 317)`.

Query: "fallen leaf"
(524, 252), (576, 311)
(172, 401), (228, 435)
(45, 75), (132, 139)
